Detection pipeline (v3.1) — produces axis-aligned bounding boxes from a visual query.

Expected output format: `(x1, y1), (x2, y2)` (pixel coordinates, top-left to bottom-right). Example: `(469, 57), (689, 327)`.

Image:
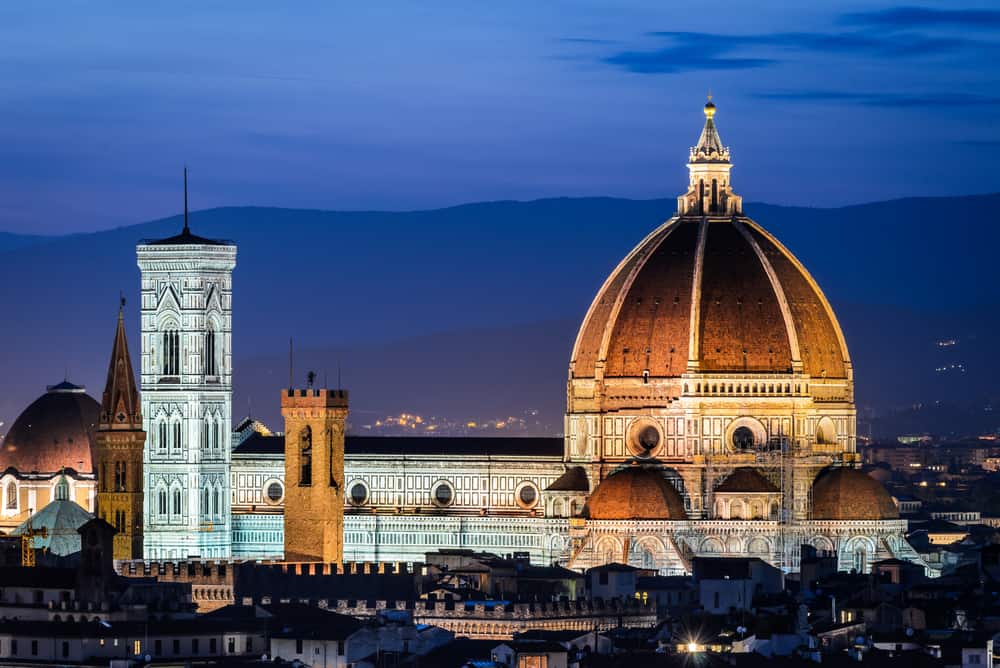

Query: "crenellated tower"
(94, 301), (146, 560)
(281, 387), (348, 563)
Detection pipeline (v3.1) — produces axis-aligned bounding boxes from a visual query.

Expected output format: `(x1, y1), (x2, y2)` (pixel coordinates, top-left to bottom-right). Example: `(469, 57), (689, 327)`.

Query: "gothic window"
(55, 477), (69, 501)
(213, 485), (221, 518)
(204, 328), (217, 376)
(853, 547), (867, 574)
(5, 482), (16, 509)
(172, 488), (182, 516)
(299, 426), (313, 486)
(218, 421), (227, 451)
(202, 486), (210, 519)
(327, 428), (336, 488)
(172, 421), (182, 451)
(157, 421), (167, 451)
(158, 488), (167, 517)
(161, 328), (180, 376)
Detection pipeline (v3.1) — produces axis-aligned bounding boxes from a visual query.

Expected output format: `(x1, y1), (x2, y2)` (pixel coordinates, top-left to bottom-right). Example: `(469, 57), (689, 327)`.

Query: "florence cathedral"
(0, 100), (925, 575)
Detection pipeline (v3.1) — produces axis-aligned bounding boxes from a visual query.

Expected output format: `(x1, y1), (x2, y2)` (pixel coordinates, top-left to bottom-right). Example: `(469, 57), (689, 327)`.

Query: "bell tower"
(94, 301), (145, 560)
(281, 387), (348, 563)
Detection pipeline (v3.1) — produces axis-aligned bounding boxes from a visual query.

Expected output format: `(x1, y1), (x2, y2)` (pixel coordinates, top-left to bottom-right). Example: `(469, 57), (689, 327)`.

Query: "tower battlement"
(281, 388), (349, 411)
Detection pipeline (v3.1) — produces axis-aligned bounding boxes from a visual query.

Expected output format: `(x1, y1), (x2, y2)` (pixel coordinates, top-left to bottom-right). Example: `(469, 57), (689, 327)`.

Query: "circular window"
(732, 426), (756, 450)
(517, 483), (539, 509)
(628, 420), (662, 458)
(265, 481), (284, 503)
(349, 481), (368, 506)
(432, 482), (454, 507)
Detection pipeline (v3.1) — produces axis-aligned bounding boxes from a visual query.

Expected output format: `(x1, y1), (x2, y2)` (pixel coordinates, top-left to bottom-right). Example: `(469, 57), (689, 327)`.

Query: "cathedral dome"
(1, 382), (99, 474)
(585, 467), (687, 520)
(569, 102), (849, 383)
(715, 467), (779, 494)
(810, 467), (899, 521)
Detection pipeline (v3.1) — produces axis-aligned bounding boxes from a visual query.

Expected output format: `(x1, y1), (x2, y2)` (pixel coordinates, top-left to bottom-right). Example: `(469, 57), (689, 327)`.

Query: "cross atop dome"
(677, 96), (742, 216)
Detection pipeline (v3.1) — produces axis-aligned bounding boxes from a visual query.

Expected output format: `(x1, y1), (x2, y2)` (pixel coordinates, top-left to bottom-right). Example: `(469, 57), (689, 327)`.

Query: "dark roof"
(143, 225), (231, 246)
(409, 637), (497, 668)
(262, 603), (362, 640)
(516, 629), (601, 643)
(715, 467), (779, 494)
(586, 562), (638, 574)
(692, 557), (769, 580)
(545, 466), (590, 492)
(234, 434), (563, 458)
(0, 565), (77, 589)
(498, 639), (569, 654)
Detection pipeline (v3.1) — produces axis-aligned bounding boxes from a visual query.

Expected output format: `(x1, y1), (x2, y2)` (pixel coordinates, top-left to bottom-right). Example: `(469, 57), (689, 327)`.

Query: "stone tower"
(137, 171), (237, 560)
(281, 387), (348, 563)
(94, 302), (145, 560)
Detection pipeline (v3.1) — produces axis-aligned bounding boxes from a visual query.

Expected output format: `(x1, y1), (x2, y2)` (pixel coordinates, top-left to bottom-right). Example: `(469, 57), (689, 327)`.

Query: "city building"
(0, 100), (923, 577)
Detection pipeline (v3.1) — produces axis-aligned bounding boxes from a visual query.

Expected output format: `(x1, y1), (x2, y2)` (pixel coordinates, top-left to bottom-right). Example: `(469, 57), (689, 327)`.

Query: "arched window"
(853, 546), (868, 574)
(162, 328), (180, 376)
(218, 421), (226, 451)
(299, 426), (312, 486)
(6, 481), (17, 509)
(158, 421), (167, 451)
(213, 485), (221, 518)
(172, 421), (182, 451)
(172, 488), (182, 516)
(204, 328), (217, 376)
(158, 488), (167, 516)
(202, 486), (210, 519)
(326, 428), (337, 488)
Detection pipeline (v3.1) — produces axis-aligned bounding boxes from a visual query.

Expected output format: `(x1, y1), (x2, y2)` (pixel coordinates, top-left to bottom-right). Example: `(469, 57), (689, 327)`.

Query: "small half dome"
(811, 467), (899, 521)
(715, 467), (779, 494)
(585, 467), (687, 521)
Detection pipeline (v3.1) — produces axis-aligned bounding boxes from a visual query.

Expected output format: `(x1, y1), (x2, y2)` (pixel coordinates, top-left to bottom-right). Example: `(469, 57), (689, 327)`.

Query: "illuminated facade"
(136, 198), (237, 560)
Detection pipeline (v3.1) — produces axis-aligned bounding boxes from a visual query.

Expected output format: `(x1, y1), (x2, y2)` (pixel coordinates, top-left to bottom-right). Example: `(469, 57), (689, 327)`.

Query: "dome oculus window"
(348, 481), (369, 506)
(516, 483), (539, 509)
(732, 426), (756, 450)
(432, 481), (454, 507)
(264, 480), (284, 504)
(627, 420), (662, 458)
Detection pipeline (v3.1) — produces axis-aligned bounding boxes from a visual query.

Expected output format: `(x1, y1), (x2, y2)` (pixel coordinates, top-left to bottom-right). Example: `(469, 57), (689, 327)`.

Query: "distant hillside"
(0, 195), (996, 438)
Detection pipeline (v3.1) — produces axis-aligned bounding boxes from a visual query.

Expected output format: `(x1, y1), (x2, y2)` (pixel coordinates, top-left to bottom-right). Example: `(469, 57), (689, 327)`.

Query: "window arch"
(213, 483), (222, 518)
(157, 487), (168, 517)
(172, 487), (182, 516)
(204, 326), (218, 376)
(161, 326), (180, 375)
(5, 481), (16, 509)
(299, 426), (313, 486)
(202, 486), (210, 519)
(157, 420), (168, 451)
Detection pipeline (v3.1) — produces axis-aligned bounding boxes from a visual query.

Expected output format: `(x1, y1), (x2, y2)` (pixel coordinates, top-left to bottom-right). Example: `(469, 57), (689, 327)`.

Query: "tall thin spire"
(99, 300), (142, 429)
(183, 166), (190, 233)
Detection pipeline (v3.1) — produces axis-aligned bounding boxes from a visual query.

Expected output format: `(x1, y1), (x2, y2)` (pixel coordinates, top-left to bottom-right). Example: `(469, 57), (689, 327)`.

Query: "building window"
(213, 486), (221, 518)
(158, 421), (167, 451)
(205, 328), (217, 376)
(5, 481), (16, 509)
(210, 638), (217, 653)
(154, 639), (162, 655)
(172, 421), (182, 451)
(246, 637), (253, 652)
(62, 640), (70, 658)
(517, 483), (539, 509)
(31, 639), (38, 656)
(296, 639), (303, 654)
(172, 488), (182, 516)
(227, 637), (235, 653)
(265, 481), (284, 504)
(192, 639), (199, 654)
(162, 329), (180, 375)
(349, 481), (368, 506)
(327, 428), (337, 487)
(732, 426), (755, 450)
(299, 426), (313, 486)
(158, 489), (167, 516)
(432, 481), (454, 508)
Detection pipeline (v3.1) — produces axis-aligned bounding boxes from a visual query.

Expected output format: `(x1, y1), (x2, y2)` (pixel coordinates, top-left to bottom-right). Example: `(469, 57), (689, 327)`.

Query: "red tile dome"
(1, 382), (99, 474)
(585, 467), (688, 521)
(811, 467), (899, 521)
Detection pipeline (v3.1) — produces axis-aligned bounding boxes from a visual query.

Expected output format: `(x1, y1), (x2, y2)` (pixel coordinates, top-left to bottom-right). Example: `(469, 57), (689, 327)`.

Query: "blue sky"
(1, 1), (998, 233)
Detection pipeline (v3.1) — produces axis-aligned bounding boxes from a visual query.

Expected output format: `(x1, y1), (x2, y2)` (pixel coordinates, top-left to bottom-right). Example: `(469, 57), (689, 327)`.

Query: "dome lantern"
(678, 96), (742, 216)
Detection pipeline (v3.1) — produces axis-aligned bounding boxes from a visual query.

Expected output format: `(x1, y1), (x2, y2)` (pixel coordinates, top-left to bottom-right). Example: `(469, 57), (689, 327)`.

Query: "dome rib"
(734, 220), (802, 371)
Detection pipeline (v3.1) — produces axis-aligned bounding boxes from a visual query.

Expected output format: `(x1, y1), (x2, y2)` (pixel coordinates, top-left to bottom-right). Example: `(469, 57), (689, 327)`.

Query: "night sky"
(2, 2), (999, 235)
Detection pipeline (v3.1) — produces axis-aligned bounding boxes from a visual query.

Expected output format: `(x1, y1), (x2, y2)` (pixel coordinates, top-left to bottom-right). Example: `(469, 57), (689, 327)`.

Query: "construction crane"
(21, 514), (48, 567)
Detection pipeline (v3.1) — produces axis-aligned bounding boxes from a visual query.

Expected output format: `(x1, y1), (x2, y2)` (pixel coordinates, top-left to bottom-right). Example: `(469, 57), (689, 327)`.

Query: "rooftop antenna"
(183, 166), (190, 233)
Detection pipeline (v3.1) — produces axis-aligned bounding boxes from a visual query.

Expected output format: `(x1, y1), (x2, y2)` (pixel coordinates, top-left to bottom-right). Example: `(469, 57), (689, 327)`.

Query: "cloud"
(842, 7), (1000, 29)
(593, 27), (986, 75)
(756, 91), (1000, 108)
